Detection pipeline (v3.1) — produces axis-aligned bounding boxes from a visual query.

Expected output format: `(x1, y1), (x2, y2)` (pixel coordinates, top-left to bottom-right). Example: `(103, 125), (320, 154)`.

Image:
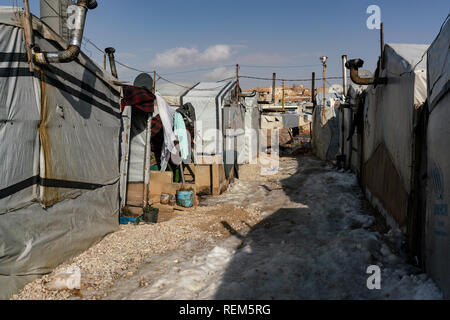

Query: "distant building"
(244, 84), (312, 104)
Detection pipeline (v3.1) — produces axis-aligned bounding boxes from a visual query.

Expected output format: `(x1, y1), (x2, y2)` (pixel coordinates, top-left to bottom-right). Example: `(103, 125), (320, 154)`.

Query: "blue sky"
(2, 0), (449, 89)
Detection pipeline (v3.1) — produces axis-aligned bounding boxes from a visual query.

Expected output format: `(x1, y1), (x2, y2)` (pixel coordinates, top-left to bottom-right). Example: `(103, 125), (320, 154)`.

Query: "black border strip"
(221, 81), (237, 104)
(0, 52), (28, 62)
(42, 71), (121, 118)
(0, 67), (121, 118)
(1, 52), (120, 111)
(180, 82), (200, 106)
(215, 82), (232, 153)
(0, 176), (39, 200)
(0, 175), (106, 200)
(216, 82), (232, 130)
(43, 64), (120, 109)
(0, 67), (33, 77)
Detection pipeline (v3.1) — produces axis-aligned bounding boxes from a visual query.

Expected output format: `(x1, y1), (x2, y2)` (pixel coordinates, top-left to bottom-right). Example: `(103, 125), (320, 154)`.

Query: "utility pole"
(340, 55), (348, 167)
(311, 72), (316, 108)
(320, 56), (328, 125)
(235, 64), (240, 103)
(380, 22), (385, 69)
(282, 80), (285, 113)
(311, 72), (315, 141)
(272, 73), (276, 104)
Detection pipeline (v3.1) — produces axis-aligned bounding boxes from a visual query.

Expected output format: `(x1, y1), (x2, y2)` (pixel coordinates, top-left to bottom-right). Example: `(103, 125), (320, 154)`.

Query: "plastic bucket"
(176, 190), (194, 208)
(119, 216), (137, 225)
(160, 194), (170, 205)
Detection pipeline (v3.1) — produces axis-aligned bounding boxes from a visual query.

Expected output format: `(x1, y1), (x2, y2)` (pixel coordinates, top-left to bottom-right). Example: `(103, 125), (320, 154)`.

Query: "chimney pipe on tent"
(105, 47), (118, 79)
(345, 59), (387, 86)
(34, 0), (98, 64)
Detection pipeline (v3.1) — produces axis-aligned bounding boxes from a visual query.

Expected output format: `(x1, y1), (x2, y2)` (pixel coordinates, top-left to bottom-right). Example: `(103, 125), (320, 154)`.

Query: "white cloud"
(200, 45), (232, 63)
(152, 45), (233, 68)
(203, 67), (235, 81)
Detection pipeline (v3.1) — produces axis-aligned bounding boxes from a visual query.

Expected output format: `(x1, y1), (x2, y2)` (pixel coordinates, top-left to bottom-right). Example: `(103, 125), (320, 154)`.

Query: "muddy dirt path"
(14, 156), (442, 300)
(104, 156), (442, 300)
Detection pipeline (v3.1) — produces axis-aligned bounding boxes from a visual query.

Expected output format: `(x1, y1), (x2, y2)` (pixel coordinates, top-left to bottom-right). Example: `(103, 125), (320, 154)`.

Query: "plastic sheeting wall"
(361, 44), (428, 228)
(425, 18), (450, 298)
(155, 82), (198, 107)
(128, 109), (148, 183)
(241, 94), (261, 164)
(312, 106), (340, 161)
(0, 11), (121, 299)
(0, 24), (41, 213)
(183, 82), (236, 157)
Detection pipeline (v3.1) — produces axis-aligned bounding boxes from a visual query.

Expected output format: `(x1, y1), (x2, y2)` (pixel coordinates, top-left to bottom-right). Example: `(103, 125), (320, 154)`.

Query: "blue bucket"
(120, 216), (137, 225)
(176, 190), (194, 208)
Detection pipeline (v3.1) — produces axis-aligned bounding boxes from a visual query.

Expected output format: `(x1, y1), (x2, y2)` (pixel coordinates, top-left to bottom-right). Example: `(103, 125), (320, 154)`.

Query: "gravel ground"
(12, 203), (263, 300)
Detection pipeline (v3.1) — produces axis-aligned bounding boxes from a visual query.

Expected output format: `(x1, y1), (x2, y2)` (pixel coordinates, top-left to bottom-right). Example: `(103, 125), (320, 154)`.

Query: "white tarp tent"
(240, 94), (261, 164)
(155, 82), (198, 107)
(182, 81), (238, 159)
(127, 82), (198, 182)
(0, 7), (121, 299)
(361, 43), (428, 228)
(127, 108), (149, 182)
(312, 91), (343, 161)
(425, 17), (450, 298)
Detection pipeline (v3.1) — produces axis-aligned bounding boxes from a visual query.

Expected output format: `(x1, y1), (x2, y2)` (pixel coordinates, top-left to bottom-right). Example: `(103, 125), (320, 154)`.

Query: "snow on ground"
(104, 157), (443, 300)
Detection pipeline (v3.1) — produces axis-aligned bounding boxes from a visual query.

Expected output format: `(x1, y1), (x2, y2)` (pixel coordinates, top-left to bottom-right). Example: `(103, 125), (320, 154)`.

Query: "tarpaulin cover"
(427, 17), (449, 112)
(425, 17), (450, 298)
(183, 81), (236, 157)
(362, 44), (428, 196)
(174, 112), (189, 160)
(312, 105), (340, 161)
(155, 82), (198, 107)
(0, 8), (121, 299)
(241, 94), (261, 164)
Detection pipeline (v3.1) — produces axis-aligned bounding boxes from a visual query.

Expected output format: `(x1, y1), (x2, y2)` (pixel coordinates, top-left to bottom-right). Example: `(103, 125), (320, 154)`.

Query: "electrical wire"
(82, 37), (341, 88)
(239, 64), (322, 69)
(239, 75), (343, 82)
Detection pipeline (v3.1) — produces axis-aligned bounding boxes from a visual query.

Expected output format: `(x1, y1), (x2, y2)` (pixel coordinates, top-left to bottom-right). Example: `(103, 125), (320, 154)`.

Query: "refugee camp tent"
(0, 7), (121, 299)
(126, 82), (199, 184)
(425, 17), (450, 298)
(155, 82), (198, 107)
(341, 83), (367, 173)
(241, 94), (261, 164)
(360, 43), (428, 229)
(312, 91), (343, 161)
(182, 81), (240, 159)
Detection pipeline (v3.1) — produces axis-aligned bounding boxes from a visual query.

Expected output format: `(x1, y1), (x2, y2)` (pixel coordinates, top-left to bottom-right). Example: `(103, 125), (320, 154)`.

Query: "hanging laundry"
(121, 85), (155, 113)
(155, 92), (180, 171)
(174, 112), (189, 161)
